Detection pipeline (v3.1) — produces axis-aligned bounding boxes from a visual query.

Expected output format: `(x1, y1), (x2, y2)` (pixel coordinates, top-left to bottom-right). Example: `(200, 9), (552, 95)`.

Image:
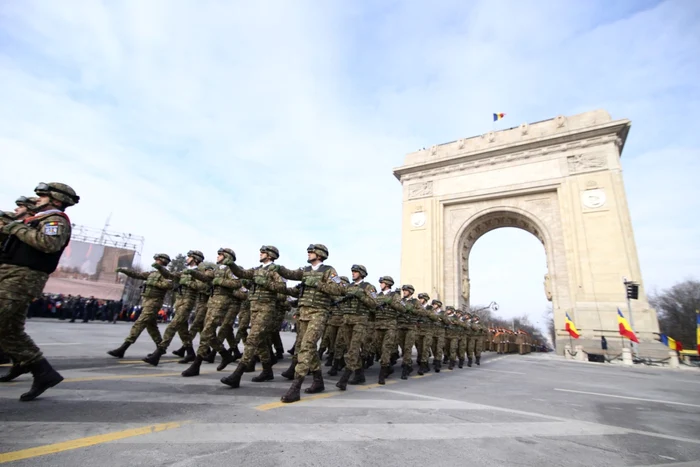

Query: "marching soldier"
(414, 293), (433, 375)
(397, 285), (420, 380)
(220, 245), (287, 389)
(184, 262), (216, 362)
(328, 276), (350, 376)
(274, 244), (344, 403)
(430, 299), (446, 372)
(373, 276), (401, 385)
(108, 253), (173, 359)
(443, 307), (459, 370)
(142, 249), (205, 366)
(335, 265), (376, 390)
(215, 285), (248, 367)
(0, 182), (79, 401)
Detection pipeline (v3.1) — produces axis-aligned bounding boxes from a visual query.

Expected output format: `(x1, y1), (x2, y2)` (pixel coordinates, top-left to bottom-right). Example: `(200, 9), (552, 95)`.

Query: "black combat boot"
(442, 355), (449, 364)
(390, 352), (399, 366)
(107, 342), (130, 358)
(270, 352), (278, 366)
(349, 367), (365, 385)
(204, 348), (216, 364)
(336, 368), (353, 391)
(324, 352), (334, 367)
(475, 355), (481, 366)
(287, 344), (295, 356)
(363, 354), (373, 369)
(417, 361), (425, 376)
(328, 358), (340, 376)
(378, 366), (389, 385)
(281, 375), (305, 403)
(143, 348), (165, 366)
(19, 358), (64, 402)
(178, 346), (196, 364)
(448, 360), (455, 370)
(304, 370), (325, 394)
(387, 365), (395, 376)
(276, 350), (284, 360)
(0, 363), (29, 382)
(171, 346), (186, 358)
(220, 362), (246, 388)
(458, 358), (464, 368)
(467, 357), (473, 367)
(433, 359), (441, 373)
(400, 364), (409, 380)
(407, 363), (414, 377)
(0, 349), (10, 364)
(231, 345), (242, 362)
(181, 355), (202, 377)
(244, 360), (256, 373)
(252, 362), (274, 382)
(281, 361), (297, 379)
(216, 349), (234, 371)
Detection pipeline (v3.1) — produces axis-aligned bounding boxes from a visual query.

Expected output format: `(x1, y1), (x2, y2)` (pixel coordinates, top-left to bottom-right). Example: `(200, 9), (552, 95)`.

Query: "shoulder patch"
(370, 292), (377, 299)
(331, 275), (341, 284)
(44, 224), (59, 236)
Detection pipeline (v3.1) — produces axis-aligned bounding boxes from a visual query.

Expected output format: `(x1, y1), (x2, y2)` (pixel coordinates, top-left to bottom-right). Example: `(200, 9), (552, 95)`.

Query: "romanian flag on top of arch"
(493, 112), (506, 121)
(696, 310), (700, 354)
(565, 312), (580, 339)
(617, 309), (639, 343)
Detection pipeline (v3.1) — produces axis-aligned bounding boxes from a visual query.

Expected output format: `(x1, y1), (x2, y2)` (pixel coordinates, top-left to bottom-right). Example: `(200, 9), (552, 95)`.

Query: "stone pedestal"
(667, 350), (680, 369)
(621, 348), (633, 366)
(575, 345), (585, 362)
(565, 344), (572, 360)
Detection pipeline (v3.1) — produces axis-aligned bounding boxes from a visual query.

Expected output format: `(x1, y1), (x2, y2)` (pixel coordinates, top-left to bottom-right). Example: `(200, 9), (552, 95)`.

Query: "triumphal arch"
(393, 110), (659, 353)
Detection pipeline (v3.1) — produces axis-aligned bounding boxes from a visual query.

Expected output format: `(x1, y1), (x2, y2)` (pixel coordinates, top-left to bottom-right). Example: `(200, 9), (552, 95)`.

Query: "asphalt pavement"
(1, 319), (699, 466)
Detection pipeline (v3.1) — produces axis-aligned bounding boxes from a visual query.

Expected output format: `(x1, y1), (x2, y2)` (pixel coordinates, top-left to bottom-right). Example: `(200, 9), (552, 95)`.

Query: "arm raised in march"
(116, 268), (151, 280)
(2, 215), (70, 254)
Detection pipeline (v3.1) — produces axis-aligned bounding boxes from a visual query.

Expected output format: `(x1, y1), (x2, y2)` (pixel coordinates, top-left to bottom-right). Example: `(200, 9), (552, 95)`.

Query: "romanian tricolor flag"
(493, 112), (506, 122)
(696, 310), (700, 354)
(565, 312), (580, 339)
(617, 309), (639, 343)
(659, 334), (678, 351)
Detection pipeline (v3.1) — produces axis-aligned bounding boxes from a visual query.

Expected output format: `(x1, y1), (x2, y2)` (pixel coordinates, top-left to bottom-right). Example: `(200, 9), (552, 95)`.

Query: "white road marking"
(35, 343), (84, 346)
(477, 368), (526, 375)
(658, 455), (676, 460)
(554, 388), (700, 409)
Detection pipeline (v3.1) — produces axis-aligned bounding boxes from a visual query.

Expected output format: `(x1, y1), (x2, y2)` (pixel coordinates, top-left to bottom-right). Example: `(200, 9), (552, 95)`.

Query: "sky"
(1, 0), (699, 337)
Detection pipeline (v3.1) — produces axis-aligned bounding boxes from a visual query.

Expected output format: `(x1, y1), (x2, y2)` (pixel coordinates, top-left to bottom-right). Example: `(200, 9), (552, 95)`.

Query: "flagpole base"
(621, 348), (633, 365)
(668, 350), (680, 368)
(564, 344), (573, 360)
(574, 345), (585, 361)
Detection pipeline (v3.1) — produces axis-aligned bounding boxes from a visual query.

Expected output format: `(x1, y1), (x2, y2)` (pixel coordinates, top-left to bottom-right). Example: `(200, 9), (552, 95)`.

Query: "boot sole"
(19, 375), (64, 402)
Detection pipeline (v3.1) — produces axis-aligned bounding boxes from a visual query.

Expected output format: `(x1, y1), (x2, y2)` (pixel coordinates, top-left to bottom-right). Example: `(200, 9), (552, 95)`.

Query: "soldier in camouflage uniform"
(216, 285), (248, 367)
(183, 262), (215, 362)
(455, 311), (471, 368)
(327, 276), (350, 376)
(0, 182), (79, 401)
(108, 253), (173, 359)
(473, 316), (486, 365)
(430, 299), (446, 372)
(181, 248), (239, 377)
(443, 307), (460, 370)
(220, 245), (288, 389)
(320, 276), (346, 367)
(142, 250), (205, 366)
(373, 276), (402, 384)
(269, 293), (292, 361)
(275, 244), (344, 403)
(414, 293), (433, 375)
(234, 292), (251, 346)
(335, 265), (376, 390)
(396, 285), (420, 381)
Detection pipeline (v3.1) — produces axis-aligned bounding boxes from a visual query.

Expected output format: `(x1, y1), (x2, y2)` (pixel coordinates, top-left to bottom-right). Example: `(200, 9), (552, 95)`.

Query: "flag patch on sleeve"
(44, 224), (59, 236)
(331, 275), (341, 284)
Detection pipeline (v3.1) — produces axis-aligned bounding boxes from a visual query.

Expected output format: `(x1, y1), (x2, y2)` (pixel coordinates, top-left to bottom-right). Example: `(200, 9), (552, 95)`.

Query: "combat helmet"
(34, 182), (80, 207)
(418, 292), (430, 301)
(260, 245), (280, 260)
(431, 299), (443, 308)
(200, 261), (217, 271)
(339, 276), (350, 284)
(378, 275), (394, 287)
(186, 250), (204, 263)
(401, 284), (415, 295)
(217, 248), (236, 262)
(153, 253), (171, 265)
(351, 264), (368, 278)
(307, 244), (329, 261)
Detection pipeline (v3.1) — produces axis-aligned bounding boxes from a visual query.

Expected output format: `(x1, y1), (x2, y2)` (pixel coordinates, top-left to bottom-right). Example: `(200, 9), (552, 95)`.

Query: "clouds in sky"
(1, 0), (698, 336)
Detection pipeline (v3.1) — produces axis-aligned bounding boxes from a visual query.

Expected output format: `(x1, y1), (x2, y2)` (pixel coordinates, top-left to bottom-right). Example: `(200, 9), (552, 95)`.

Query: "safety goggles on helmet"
(35, 183), (80, 203)
(15, 196), (31, 206)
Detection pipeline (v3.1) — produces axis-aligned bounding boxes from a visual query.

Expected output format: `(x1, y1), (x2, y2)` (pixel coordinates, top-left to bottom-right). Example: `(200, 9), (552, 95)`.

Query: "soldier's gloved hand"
(303, 276), (319, 288)
(1, 220), (23, 235)
(222, 257), (235, 267)
(212, 277), (223, 286)
(115, 267), (126, 274)
(151, 262), (160, 269)
(254, 275), (268, 287)
(181, 269), (193, 275)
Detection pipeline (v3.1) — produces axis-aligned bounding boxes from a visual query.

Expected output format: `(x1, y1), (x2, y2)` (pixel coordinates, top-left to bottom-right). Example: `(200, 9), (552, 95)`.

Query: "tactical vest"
(211, 267), (235, 296)
(176, 271), (199, 299)
(341, 281), (374, 316)
(374, 291), (398, 320)
(298, 264), (335, 309)
(433, 309), (447, 330)
(0, 213), (71, 274)
(248, 265), (279, 303)
(142, 271), (168, 300)
(397, 297), (419, 325)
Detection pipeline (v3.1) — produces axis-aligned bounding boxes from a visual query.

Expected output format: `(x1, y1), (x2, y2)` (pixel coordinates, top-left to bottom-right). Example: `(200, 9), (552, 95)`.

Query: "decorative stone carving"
(458, 139), (467, 149)
(567, 154), (606, 174)
(544, 274), (552, 301)
(488, 131), (496, 143)
(410, 211), (426, 228)
(581, 188), (607, 209)
(555, 115), (567, 128)
(585, 180), (598, 188)
(520, 123), (529, 136)
(429, 145), (438, 156)
(408, 181), (433, 199)
(461, 277), (470, 301)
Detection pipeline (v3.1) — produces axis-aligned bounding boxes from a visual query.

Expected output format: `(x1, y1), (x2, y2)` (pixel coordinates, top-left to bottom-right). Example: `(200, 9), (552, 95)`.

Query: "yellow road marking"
(117, 359), (182, 364)
(0, 364), (10, 367)
(410, 373), (433, 379)
(0, 421), (186, 464)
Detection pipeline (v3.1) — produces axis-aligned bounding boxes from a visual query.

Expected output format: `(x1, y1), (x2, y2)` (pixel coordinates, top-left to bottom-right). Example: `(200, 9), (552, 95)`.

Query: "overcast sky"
(1, 1), (698, 337)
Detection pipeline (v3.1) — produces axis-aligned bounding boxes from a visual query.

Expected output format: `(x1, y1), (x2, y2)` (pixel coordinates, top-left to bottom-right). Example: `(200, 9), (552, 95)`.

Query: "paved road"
(1, 319), (699, 466)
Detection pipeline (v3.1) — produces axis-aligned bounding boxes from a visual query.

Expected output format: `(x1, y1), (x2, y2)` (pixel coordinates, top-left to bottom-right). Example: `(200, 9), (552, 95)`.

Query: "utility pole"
(623, 277), (640, 358)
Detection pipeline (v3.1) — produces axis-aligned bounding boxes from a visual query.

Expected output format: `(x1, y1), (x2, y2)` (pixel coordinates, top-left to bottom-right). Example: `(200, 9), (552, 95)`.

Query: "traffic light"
(626, 283), (639, 300)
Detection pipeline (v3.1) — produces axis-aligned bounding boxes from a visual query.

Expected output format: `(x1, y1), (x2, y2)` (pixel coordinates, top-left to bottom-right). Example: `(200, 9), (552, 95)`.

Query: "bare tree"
(649, 279), (700, 350)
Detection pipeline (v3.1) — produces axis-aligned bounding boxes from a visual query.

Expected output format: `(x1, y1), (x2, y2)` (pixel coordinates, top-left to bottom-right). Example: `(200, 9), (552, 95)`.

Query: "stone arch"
(453, 206), (554, 310)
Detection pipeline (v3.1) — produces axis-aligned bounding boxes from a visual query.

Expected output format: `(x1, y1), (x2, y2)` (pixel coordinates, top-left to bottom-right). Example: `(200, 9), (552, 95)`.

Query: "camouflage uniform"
(107, 257), (173, 359)
(396, 285), (420, 380)
(220, 245), (288, 388)
(234, 295), (251, 345)
(443, 308), (459, 369)
(335, 267), (377, 390)
(217, 287), (247, 354)
(320, 292), (345, 364)
(188, 262), (216, 339)
(276, 244), (344, 403)
(0, 182), (79, 401)
(181, 249), (241, 377)
(474, 321), (486, 364)
(414, 294), (434, 375)
(373, 277), (402, 383)
(430, 301), (447, 372)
